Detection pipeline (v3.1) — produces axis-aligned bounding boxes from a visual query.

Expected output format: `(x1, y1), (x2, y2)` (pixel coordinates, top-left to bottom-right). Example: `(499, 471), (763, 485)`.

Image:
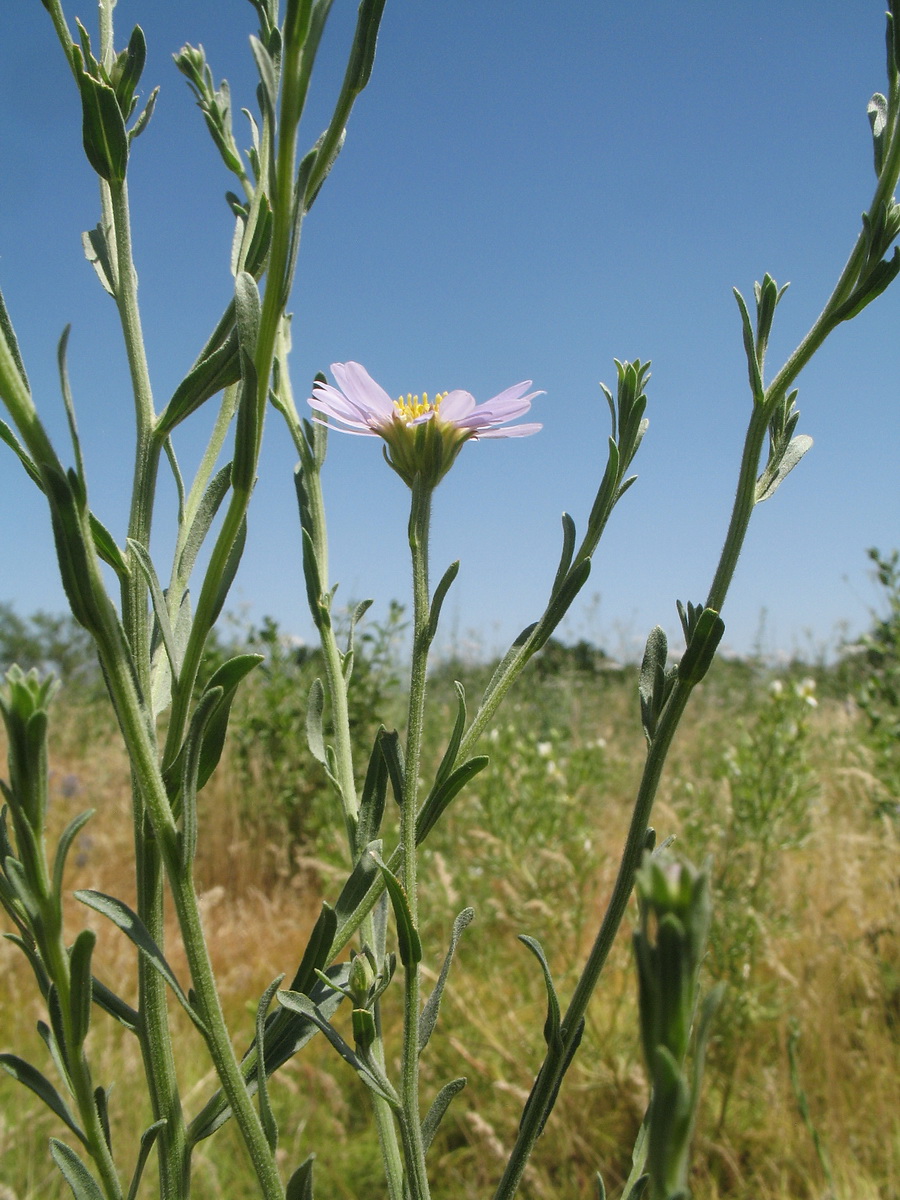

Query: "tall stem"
(398, 478), (434, 1200)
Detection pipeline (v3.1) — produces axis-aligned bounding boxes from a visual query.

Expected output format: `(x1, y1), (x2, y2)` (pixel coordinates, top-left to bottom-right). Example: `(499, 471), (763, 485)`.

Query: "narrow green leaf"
(68, 930), (95, 1048)
(833, 246), (900, 322)
(276, 990), (396, 1104)
(179, 686), (221, 869)
(255, 975), (284, 1153)
(187, 962), (348, 1143)
(551, 511), (577, 597)
(75, 67), (128, 184)
(306, 678), (327, 765)
(127, 538), (179, 679)
(531, 558), (592, 654)
(755, 433), (813, 503)
(126, 1121), (166, 1200)
(49, 1138), (106, 1200)
(115, 25), (147, 118)
(208, 515), (247, 626)
(81, 224), (115, 296)
(159, 326), (240, 433)
(677, 609), (725, 686)
(416, 756), (489, 845)
(0, 284), (30, 392)
(378, 863), (422, 968)
(0, 418), (42, 489)
(52, 810), (94, 901)
(334, 841), (381, 944)
(249, 35), (277, 121)
(286, 1156), (316, 1200)
(379, 729), (405, 810)
(177, 463), (232, 582)
(519, 936), (561, 1049)
(88, 513), (128, 577)
(93, 1084), (111, 1151)
(639, 626), (668, 740)
(733, 287), (764, 405)
(90, 976), (139, 1033)
(357, 728), (388, 850)
(421, 1077), (466, 1152)
(426, 560), (460, 644)
(75, 890), (207, 1035)
(432, 682), (466, 793)
(419, 908), (474, 1052)
(0, 1055), (85, 1144)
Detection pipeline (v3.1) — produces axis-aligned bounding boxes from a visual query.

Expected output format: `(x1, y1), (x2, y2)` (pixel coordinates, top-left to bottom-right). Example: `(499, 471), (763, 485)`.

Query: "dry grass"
(1, 665), (898, 1199)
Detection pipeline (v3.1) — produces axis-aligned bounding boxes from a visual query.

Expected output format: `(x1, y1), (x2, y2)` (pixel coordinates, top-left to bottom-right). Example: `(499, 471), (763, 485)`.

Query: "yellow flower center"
(393, 391), (448, 423)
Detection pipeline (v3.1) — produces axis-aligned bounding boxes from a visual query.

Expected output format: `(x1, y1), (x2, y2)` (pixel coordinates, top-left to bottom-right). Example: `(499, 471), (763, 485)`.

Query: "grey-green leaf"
(49, 1138), (106, 1200)
(0, 1055), (85, 1144)
(75, 890), (207, 1035)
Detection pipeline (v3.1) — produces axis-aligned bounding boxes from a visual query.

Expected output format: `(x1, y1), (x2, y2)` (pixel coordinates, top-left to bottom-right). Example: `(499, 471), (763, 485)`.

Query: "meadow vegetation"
(1, 585), (898, 1200)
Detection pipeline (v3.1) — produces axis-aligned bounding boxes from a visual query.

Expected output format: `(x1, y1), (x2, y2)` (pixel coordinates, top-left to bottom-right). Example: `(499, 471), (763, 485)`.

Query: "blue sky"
(1, 3), (898, 662)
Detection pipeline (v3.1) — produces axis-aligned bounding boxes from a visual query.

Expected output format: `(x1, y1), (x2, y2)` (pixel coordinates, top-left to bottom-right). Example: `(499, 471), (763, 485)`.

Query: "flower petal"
(331, 361), (394, 419)
(474, 422), (542, 439)
(437, 389), (477, 421)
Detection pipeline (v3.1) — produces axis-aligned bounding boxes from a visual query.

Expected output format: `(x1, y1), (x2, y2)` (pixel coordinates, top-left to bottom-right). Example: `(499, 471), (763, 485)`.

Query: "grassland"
(0, 642), (898, 1199)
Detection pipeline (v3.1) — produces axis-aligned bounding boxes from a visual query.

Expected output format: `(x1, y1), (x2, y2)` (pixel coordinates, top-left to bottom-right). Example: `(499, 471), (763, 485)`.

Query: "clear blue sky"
(1, 3), (898, 662)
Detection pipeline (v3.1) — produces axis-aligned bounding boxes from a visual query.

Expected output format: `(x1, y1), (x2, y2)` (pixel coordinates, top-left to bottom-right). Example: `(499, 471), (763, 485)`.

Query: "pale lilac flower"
(308, 361), (542, 487)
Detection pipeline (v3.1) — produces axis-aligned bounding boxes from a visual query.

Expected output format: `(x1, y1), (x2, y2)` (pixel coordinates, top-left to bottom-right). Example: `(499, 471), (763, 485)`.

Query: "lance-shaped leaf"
(677, 608), (725, 687)
(68, 930), (95, 1049)
(551, 512), (578, 597)
(530, 558), (592, 655)
(286, 1156), (316, 1200)
(419, 907), (474, 1052)
(52, 809), (94, 900)
(426, 560), (460, 644)
(255, 975), (284, 1152)
(50, 1138), (106, 1200)
(0, 284), (29, 393)
(187, 961), (349, 1144)
(432, 682), (467, 794)
(733, 288), (765, 405)
(128, 538), (180, 680)
(333, 841), (382, 950)
(176, 463), (233, 582)
(0, 1055), (85, 1144)
(356, 728), (389, 850)
(159, 324), (240, 434)
(208, 515), (247, 627)
(421, 1077), (467, 1152)
(306, 678), (327, 765)
(276, 989), (397, 1105)
(379, 731), (405, 810)
(755, 433), (813, 503)
(416, 756), (488, 846)
(126, 1121), (166, 1200)
(519, 936), (562, 1050)
(90, 976), (139, 1033)
(639, 626), (671, 741)
(75, 890), (207, 1035)
(82, 224), (116, 296)
(378, 862), (422, 968)
(833, 246), (900, 323)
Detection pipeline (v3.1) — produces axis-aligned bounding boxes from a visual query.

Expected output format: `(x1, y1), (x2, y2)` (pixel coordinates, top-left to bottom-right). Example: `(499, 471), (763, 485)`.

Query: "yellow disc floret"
(393, 392), (448, 423)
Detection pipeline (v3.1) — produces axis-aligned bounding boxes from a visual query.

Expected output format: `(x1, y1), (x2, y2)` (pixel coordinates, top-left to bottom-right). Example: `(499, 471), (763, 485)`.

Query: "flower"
(308, 361), (542, 487)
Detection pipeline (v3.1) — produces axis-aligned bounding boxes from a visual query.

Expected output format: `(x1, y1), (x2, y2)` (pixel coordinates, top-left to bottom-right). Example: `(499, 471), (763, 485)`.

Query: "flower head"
(308, 361), (542, 487)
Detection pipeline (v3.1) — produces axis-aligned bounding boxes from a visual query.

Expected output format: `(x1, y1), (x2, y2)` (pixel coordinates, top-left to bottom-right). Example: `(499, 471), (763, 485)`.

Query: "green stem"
(398, 478), (434, 1200)
(492, 680), (694, 1200)
(99, 0), (188, 1161)
(31, 846), (124, 1199)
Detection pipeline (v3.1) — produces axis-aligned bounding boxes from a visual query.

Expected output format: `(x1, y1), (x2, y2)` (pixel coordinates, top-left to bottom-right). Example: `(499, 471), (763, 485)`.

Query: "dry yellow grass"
(1, 669), (898, 1199)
